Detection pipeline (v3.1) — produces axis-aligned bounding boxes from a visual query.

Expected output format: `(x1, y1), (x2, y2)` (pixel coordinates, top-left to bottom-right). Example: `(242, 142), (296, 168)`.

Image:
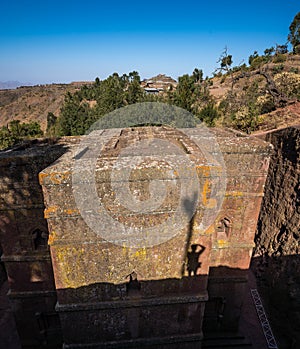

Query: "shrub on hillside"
(0, 120), (43, 150)
(257, 95), (276, 114)
(198, 102), (219, 126)
(274, 72), (300, 99)
(273, 54), (287, 63)
(250, 56), (269, 69)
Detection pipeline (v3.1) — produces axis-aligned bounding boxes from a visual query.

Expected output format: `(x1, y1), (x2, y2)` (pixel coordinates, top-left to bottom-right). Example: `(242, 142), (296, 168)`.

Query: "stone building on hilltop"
(141, 74), (177, 94)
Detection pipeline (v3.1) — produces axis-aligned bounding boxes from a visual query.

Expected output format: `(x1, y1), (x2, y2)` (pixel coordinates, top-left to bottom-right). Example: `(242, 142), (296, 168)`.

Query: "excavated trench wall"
(253, 126), (300, 349)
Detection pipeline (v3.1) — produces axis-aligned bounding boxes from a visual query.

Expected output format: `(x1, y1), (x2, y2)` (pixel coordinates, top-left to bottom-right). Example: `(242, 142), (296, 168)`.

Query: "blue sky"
(0, 1), (299, 84)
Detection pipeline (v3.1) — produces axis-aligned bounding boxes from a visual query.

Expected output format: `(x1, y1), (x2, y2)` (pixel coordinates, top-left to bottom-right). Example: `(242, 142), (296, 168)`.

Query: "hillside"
(210, 54), (300, 101)
(1, 54), (300, 134)
(0, 83), (85, 131)
(253, 101), (300, 133)
(208, 53), (300, 131)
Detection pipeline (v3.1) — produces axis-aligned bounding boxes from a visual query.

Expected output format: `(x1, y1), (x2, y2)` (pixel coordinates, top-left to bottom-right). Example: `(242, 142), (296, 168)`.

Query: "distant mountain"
(0, 81), (34, 90)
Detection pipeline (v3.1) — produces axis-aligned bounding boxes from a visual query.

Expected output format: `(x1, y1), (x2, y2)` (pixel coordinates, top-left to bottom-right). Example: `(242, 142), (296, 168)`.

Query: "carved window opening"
(32, 229), (49, 250)
(216, 217), (232, 239)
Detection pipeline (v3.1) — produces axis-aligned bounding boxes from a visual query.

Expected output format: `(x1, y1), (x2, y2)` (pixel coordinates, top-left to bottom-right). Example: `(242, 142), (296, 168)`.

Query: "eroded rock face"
(0, 138), (74, 348)
(0, 126), (273, 349)
(255, 127), (300, 257)
(40, 126), (272, 348)
(253, 126), (300, 349)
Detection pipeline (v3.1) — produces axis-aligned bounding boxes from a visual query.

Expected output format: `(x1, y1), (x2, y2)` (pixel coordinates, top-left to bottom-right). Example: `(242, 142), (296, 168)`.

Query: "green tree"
(248, 51), (259, 65)
(125, 79), (144, 104)
(221, 54), (232, 70)
(275, 44), (288, 55)
(57, 71), (152, 136)
(215, 47), (236, 89)
(192, 68), (203, 83)
(128, 71), (140, 83)
(93, 73), (125, 116)
(173, 74), (196, 112)
(198, 102), (219, 126)
(58, 92), (90, 136)
(0, 126), (17, 149)
(249, 55), (268, 69)
(288, 12), (300, 53)
(9, 120), (22, 137)
(20, 121), (43, 137)
(231, 103), (259, 134)
(216, 47), (233, 73)
(219, 81), (262, 133)
(0, 120), (43, 150)
(46, 112), (58, 136)
(264, 47), (275, 57)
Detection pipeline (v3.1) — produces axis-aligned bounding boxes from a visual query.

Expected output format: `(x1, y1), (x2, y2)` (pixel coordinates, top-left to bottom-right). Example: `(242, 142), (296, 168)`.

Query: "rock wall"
(0, 138), (74, 348)
(253, 126), (300, 349)
(40, 126), (272, 348)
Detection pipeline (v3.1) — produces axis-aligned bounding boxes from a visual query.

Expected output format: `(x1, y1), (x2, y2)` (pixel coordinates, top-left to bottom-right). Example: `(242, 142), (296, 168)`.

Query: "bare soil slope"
(0, 83), (84, 131)
(209, 54), (300, 102)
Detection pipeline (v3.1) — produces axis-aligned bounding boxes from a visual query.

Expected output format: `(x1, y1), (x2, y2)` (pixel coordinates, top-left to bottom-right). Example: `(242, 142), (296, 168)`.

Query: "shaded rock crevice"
(253, 126), (300, 349)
